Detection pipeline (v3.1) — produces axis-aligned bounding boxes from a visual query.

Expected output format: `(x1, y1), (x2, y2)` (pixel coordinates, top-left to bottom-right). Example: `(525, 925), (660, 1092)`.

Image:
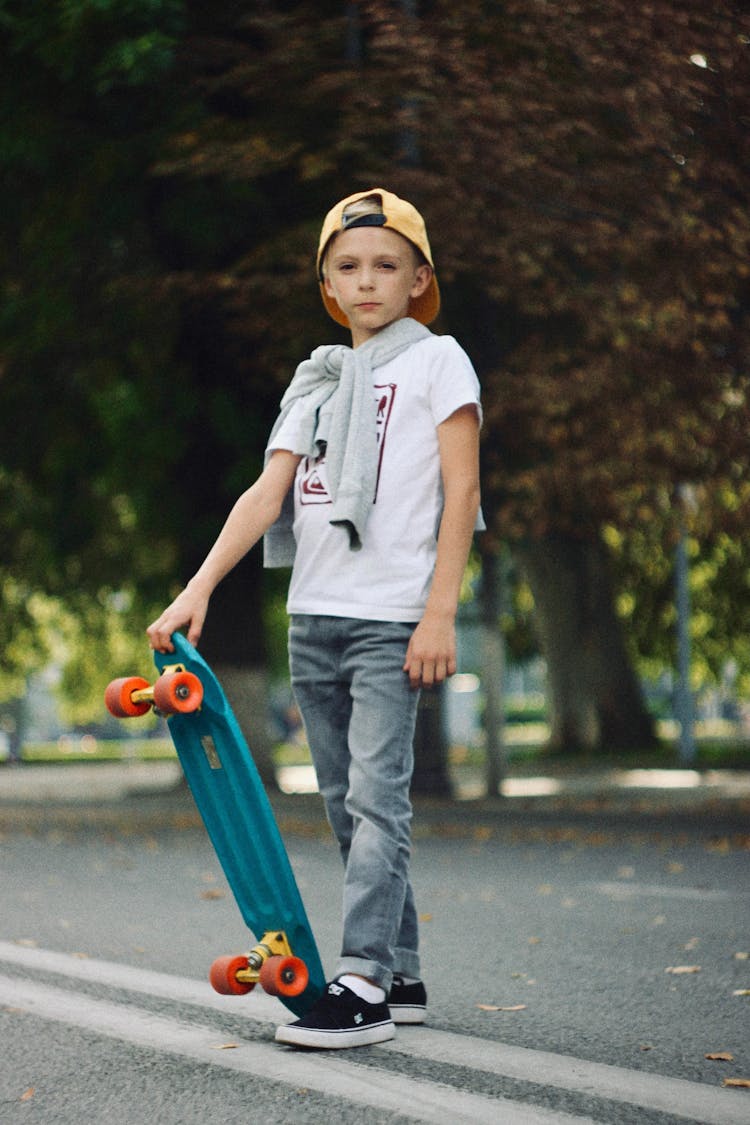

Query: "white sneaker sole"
(389, 1005), (426, 1024)
(275, 1019), (395, 1049)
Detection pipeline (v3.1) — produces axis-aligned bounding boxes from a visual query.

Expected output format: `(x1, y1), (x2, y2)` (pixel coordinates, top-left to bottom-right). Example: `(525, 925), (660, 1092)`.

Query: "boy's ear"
(323, 274), (335, 297)
(410, 264), (433, 300)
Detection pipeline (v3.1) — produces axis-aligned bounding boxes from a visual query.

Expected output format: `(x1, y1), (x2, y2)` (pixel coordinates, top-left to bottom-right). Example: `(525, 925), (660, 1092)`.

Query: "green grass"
(20, 737), (176, 764)
(16, 728), (750, 771)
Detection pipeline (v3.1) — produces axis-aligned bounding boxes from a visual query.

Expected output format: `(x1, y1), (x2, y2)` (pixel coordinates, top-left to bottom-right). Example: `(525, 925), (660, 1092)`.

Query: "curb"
(1, 763), (748, 840)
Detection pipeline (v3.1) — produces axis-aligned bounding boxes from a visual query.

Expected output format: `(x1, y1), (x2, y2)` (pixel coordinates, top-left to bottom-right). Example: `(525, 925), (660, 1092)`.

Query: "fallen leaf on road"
(733, 952), (749, 961)
(476, 1003), (527, 1012)
(20, 1088), (35, 1102)
(200, 889), (226, 900)
(665, 965), (701, 974)
(419, 913), (433, 923)
(705, 1052), (734, 1062)
(722, 1077), (750, 1089)
(210, 1043), (239, 1050)
(732, 989), (750, 997)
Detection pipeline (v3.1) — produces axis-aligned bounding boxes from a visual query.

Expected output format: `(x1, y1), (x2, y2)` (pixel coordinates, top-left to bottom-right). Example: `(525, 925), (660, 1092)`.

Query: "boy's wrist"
(186, 573), (215, 599)
(421, 602), (457, 623)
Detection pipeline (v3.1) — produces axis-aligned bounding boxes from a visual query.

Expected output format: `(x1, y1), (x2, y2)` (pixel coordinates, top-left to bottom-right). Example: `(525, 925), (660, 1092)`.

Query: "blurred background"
(1, 1), (749, 795)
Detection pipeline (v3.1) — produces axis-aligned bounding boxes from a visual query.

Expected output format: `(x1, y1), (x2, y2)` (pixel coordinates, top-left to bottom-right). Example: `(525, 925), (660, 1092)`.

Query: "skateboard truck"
(209, 931), (310, 999)
(105, 664), (204, 718)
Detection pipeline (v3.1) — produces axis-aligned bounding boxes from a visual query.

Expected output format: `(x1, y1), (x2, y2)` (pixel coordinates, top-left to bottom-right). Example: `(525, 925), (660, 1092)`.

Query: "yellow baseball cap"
(317, 188), (440, 327)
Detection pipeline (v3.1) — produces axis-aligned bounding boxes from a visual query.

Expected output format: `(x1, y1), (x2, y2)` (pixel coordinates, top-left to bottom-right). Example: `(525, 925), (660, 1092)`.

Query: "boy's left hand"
(403, 615), (457, 690)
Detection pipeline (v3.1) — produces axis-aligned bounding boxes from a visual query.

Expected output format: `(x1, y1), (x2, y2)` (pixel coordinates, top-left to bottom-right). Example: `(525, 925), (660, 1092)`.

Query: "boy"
(147, 188), (482, 1049)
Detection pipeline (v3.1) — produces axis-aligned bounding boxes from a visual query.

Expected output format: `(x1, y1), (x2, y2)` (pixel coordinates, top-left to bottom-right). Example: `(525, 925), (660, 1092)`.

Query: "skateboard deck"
(106, 632), (325, 1017)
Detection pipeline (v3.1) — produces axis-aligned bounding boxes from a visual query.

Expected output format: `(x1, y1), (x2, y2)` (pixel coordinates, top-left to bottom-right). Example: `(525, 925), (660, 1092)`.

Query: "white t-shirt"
(268, 333), (482, 622)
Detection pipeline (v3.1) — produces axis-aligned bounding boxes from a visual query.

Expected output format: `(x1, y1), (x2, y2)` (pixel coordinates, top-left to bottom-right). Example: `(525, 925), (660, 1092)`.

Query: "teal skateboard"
(105, 631), (325, 1018)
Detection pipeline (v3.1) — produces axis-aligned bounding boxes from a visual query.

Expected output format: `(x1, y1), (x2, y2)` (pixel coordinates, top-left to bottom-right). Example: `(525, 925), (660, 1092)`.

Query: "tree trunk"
(513, 533), (657, 755)
(1, 694), (26, 764)
(479, 548), (505, 797)
(197, 553), (277, 787)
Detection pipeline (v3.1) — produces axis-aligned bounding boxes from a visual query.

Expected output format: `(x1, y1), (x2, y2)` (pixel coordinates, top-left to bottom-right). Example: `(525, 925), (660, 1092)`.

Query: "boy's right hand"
(146, 583), (210, 653)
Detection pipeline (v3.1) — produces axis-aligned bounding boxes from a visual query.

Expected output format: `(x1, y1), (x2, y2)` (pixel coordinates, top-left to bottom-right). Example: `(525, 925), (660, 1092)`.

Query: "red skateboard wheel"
(153, 670), (203, 714)
(209, 954), (255, 996)
(104, 677), (151, 718)
(259, 955), (309, 998)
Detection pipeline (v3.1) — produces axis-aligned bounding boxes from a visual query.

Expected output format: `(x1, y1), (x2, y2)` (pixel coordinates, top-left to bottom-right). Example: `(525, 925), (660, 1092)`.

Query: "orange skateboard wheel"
(259, 954), (309, 998)
(209, 954), (255, 996)
(104, 677), (151, 718)
(153, 670), (203, 714)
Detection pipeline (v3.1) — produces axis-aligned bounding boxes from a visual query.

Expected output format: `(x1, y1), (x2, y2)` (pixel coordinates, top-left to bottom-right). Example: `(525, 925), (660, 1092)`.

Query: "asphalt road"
(1, 782), (748, 1124)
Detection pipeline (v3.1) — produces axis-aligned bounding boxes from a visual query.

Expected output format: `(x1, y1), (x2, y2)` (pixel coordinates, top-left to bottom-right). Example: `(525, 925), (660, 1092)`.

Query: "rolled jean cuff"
(337, 957), (392, 993)
(393, 946), (421, 982)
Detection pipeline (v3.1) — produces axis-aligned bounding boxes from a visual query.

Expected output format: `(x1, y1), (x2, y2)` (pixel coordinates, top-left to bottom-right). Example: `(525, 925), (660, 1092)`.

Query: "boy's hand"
(403, 614), (457, 690)
(146, 583), (210, 653)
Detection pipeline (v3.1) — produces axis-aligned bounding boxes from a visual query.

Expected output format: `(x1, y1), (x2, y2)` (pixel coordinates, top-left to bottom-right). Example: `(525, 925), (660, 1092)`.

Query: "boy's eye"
(334, 259), (398, 272)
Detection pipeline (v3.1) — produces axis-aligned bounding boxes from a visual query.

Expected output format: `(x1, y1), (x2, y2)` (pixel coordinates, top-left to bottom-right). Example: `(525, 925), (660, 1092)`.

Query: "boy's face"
(322, 227), (433, 347)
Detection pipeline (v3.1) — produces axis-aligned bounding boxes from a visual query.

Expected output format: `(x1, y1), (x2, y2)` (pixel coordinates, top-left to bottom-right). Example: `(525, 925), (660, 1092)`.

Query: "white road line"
(0, 943), (745, 1125)
(0, 973), (591, 1125)
(382, 1032), (746, 1125)
(0, 940), (283, 1021)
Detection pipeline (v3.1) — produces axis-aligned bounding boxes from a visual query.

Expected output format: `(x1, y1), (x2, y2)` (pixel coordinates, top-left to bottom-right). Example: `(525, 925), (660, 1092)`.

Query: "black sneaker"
(275, 981), (395, 1049)
(387, 975), (427, 1024)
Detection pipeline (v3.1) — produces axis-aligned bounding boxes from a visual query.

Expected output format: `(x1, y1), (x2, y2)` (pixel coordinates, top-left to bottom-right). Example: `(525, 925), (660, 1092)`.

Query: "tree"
(0, 0), (290, 775)
(3, 1), (749, 770)
(317, 0), (750, 752)
(169, 0), (749, 754)
(0, 0), (189, 652)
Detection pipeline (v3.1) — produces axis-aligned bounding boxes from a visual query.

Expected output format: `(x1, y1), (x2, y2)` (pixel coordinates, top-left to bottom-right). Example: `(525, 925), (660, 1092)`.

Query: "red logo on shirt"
(299, 458), (331, 505)
(374, 383), (396, 501)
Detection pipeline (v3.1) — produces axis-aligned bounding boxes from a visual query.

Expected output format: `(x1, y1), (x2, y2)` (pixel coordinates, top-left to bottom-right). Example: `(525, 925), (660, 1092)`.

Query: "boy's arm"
(403, 403), (481, 689)
(146, 450), (301, 653)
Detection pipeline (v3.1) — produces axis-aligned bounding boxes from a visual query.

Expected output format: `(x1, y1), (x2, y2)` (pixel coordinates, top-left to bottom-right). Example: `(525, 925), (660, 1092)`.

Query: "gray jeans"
(288, 614), (421, 991)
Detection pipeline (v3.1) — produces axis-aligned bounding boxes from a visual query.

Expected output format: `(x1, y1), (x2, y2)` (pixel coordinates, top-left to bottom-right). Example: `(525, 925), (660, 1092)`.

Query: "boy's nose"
(358, 269), (375, 289)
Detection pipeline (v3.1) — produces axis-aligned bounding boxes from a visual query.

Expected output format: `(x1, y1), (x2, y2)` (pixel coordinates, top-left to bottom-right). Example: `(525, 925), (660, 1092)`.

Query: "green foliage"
(1, 0), (749, 727)
(0, 0), (192, 695)
(609, 520), (750, 696)
(0, 0), (184, 87)
(0, 580), (50, 701)
(52, 590), (159, 725)
(0, 584), (157, 719)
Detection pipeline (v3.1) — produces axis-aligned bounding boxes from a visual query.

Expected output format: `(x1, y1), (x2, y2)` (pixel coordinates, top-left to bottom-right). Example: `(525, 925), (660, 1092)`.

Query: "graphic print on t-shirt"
(298, 383), (396, 506)
(298, 460), (330, 504)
